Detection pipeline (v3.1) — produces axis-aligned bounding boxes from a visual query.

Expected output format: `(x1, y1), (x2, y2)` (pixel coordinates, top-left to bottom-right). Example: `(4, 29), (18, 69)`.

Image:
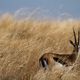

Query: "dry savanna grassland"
(0, 14), (80, 80)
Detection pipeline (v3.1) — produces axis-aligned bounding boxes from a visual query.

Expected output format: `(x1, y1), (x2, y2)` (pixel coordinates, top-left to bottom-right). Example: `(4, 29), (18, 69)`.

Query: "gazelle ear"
(69, 40), (75, 47)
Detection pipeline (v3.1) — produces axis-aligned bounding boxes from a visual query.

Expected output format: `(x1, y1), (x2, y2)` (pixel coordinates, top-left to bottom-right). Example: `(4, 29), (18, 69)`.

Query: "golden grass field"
(0, 14), (80, 80)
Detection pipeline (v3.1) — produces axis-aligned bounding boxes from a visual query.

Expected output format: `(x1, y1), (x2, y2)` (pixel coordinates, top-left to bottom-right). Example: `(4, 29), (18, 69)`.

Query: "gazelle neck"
(70, 49), (78, 62)
(79, 47), (80, 53)
(78, 48), (80, 58)
(73, 48), (80, 64)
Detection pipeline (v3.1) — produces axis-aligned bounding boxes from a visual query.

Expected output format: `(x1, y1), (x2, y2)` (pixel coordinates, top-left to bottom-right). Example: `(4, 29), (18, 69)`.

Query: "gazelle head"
(69, 28), (80, 53)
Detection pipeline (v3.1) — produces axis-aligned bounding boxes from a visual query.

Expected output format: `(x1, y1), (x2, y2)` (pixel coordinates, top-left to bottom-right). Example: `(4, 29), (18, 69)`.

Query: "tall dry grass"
(0, 14), (80, 80)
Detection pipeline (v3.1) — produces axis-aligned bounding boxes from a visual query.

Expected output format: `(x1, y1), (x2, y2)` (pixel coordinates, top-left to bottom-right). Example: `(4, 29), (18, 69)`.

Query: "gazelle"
(39, 28), (80, 70)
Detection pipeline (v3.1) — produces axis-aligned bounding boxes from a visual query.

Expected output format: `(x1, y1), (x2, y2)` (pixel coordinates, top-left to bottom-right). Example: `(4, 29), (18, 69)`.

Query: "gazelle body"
(39, 28), (80, 70)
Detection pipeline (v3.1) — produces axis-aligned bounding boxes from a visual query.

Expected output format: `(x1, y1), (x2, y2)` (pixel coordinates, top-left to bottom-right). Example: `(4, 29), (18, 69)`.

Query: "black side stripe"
(53, 57), (67, 66)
